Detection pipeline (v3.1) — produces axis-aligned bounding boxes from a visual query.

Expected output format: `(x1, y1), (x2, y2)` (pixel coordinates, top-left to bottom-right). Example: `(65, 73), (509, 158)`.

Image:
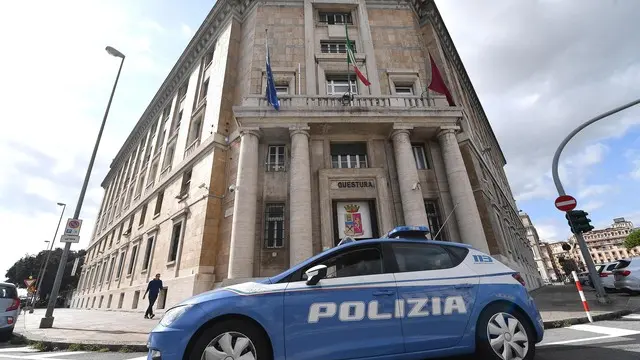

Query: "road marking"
(622, 314), (640, 320)
(0, 351), (89, 359)
(540, 334), (616, 346)
(568, 324), (640, 337)
(126, 357), (148, 360)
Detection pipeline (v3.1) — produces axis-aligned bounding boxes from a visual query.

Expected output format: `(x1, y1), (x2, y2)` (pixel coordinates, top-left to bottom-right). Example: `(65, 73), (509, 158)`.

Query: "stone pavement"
(13, 286), (640, 348)
(531, 285), (640, 327)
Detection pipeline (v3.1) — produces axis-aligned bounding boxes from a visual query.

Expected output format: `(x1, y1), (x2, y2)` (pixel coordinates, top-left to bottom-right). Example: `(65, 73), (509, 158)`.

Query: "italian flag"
(345, 25), (370, 86)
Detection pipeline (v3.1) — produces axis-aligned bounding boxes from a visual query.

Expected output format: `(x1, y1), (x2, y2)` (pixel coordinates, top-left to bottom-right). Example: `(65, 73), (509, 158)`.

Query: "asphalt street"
(0, 312), (639, 359)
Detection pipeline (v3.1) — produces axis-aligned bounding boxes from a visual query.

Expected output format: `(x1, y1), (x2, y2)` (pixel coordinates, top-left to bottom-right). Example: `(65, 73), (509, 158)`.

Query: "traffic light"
(565, 209), (595, 234)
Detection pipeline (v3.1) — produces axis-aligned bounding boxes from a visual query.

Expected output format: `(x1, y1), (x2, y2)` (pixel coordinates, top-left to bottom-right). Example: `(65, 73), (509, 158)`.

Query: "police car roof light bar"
(386, 226), (430, 239)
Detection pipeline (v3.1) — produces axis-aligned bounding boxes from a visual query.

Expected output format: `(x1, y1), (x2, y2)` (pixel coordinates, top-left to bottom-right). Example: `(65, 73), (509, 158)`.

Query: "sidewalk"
(14, 309), (158, 351)
(531, 284), (640, 327)
(13, 286), (640, 349)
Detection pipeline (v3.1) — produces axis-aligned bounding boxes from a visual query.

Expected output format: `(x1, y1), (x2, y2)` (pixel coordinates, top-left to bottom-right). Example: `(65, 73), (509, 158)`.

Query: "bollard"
(571, 271), (593, 323)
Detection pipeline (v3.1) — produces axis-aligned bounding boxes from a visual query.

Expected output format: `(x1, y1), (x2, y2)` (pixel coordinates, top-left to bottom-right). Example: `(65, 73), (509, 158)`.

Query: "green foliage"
(31, 341), (51, 352)
(67, 343), (84, 351)
(4, 249), (86, 302)
(118, 345), (133, 353)
(624, 230), (640, 250)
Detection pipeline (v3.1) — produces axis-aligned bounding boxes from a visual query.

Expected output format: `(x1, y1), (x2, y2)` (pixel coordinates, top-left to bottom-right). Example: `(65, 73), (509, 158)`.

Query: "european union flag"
(265, 35), (280, 111)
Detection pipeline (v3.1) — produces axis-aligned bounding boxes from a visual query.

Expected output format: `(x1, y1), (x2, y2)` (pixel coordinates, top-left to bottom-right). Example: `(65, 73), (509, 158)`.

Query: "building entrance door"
(332, 200), (379, 246)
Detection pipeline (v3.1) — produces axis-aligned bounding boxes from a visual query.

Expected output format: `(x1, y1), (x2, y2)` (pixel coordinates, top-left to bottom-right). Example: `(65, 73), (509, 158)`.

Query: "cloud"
(582, 200), (605, 212)
(578, 184), (613, 199)
(536, 224), (561, 242)
(139, 19), (165, 33)
(181, 24), (193, 39)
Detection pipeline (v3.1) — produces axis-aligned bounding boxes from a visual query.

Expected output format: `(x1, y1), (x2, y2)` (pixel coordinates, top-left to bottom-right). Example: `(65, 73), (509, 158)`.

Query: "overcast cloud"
(1, 0), (638, 277)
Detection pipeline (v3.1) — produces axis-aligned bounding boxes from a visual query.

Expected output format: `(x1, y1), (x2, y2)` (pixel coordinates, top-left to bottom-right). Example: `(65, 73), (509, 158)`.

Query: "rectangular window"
(412, 144), (429, 169)
(127, 245), (138, 276)
(116, 252), (125, 279)
(139, 204), (147, 226)
(320, 40), (355, 54)
(266, 145), (286, 172)
(117, 223), (124, 243)
(319, 12), (353, 25)
(275, 86), (289, 95)
(169, 222), (183, 262)
(126, 215), (133, 235)
(264, 203), (285, 248)
(326, 76), (357, 95)
(204, 49), (214, 67)
(142, 236), (155, 271)
(187, 116), (203, 146)
(132, 291), (140, 309)
(395, 84), (414, 95)
(107, 257), (116, 282)
(154, 190), (164, 216)
(330, 142), (368, 169)
(179, 170), (192, 197)
(424, 200), (445, 241)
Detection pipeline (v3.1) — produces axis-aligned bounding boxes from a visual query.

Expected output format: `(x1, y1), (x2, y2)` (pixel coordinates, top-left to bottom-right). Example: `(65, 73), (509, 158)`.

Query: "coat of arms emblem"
(343, 204), (364, 237)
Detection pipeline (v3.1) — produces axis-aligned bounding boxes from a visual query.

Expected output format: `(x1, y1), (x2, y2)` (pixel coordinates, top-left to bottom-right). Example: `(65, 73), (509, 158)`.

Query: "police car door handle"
(454, 284), (473, 289)
(372, 290), (395, 296)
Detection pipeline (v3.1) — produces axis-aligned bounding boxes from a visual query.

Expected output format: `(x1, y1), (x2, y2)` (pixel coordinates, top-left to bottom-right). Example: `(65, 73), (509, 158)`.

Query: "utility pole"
(39, 46), (125, 328)
(551, 97), (640, 304)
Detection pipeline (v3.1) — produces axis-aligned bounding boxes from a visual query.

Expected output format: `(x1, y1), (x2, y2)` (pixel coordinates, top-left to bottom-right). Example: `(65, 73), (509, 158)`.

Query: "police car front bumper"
(147, 326), (192, 360)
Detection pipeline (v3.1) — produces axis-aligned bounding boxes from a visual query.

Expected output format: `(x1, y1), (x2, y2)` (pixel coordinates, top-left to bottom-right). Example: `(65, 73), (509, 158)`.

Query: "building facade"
(519, 212), (547, 284)
(538, 242), (561, 282)
(72, 0), (540, 311)
(568, 218), (640, 268)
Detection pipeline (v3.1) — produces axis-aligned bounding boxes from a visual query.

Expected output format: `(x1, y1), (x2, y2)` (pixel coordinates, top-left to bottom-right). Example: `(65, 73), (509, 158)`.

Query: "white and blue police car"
(147, 226), (544, 360)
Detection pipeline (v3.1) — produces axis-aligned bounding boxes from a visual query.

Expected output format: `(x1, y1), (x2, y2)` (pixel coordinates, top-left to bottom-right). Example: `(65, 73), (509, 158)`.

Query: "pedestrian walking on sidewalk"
(143, 273), (163, 319)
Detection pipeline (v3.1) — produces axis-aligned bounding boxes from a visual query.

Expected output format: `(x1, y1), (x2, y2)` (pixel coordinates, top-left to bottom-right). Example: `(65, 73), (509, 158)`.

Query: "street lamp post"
(30, 203), (66, 313)
(39, 46), (125, 328)
(551, 96), (640, 305)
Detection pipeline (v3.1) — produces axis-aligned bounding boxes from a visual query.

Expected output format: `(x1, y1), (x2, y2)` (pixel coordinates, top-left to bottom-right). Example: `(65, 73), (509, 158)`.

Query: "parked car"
(577, 271), (590, 286)
(597, 261), (620, 293)
(0, 282), (21, 340)
(614, 257), (640, 295)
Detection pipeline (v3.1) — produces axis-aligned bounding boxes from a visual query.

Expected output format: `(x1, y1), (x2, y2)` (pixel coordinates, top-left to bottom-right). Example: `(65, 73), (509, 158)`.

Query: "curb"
(11, 333), (147, 353)
(543, 309), (634, 329)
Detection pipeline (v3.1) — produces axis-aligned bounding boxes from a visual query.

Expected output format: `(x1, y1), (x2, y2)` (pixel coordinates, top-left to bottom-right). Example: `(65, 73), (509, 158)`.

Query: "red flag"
(428, 53), (455, 106)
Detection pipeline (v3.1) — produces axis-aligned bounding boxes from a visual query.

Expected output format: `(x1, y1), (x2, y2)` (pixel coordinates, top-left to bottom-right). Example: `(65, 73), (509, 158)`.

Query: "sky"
(1, 0), (639, 278)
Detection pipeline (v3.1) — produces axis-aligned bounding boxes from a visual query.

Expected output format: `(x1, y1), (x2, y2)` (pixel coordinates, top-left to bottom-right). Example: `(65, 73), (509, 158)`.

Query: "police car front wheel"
(476, 304), (535, 360)
(187, 319), (272, 360)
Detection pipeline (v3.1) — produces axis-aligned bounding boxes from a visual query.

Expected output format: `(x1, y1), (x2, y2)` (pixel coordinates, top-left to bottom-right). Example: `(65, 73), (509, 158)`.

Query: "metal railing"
(240, 93), (449, 109)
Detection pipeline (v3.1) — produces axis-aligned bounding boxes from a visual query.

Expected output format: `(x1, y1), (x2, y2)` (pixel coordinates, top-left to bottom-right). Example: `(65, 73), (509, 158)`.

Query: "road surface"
(0, 312), (639, 359)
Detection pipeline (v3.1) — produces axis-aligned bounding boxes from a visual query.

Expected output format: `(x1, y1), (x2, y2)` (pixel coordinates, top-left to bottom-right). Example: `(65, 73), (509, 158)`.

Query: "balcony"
(233, 94), (462, 125)
(184, 138), (201, 158)
(159, 166), (171, 181)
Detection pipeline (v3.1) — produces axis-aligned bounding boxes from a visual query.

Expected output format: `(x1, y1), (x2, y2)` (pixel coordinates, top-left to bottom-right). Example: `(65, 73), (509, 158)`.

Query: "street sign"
(60, 234), (80, 243)
(555, 195), (577, 212)
(64, 218), (83, 236)
(24, 278), (36, 288)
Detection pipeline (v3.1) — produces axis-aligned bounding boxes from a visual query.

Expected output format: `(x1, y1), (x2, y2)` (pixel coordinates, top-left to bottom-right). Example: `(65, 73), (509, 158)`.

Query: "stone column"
(391, 127), (429, 226)
(437, 126), (489, 253)
(227, 128), (261, 279)
(289, 126), (313, 266)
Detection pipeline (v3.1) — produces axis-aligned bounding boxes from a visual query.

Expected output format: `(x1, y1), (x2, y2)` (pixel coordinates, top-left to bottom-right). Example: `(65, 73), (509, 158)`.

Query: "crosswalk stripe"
(568, 324), (640, 337)
(539, 334), (615, 346)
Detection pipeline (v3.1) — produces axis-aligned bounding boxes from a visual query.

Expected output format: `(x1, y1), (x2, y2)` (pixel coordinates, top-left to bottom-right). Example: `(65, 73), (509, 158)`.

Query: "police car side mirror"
(305, 265), (327, 286)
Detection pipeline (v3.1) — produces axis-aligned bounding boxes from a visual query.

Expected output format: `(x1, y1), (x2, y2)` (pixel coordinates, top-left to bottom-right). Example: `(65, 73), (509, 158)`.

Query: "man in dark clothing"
(143, 273), (163, 319)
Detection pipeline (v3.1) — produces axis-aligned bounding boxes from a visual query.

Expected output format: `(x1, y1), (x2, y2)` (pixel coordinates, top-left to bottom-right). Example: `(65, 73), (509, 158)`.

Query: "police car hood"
(177, 277), (273, 306)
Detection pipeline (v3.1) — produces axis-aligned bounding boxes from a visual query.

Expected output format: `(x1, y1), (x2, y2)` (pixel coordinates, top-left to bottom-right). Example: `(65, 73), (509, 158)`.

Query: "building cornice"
(103, 0), (253, 187)
(410, 0), (507, 165)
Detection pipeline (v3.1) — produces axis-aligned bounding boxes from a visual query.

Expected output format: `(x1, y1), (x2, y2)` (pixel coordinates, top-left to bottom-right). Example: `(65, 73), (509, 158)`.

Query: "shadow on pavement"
(52, 326), (150, 335)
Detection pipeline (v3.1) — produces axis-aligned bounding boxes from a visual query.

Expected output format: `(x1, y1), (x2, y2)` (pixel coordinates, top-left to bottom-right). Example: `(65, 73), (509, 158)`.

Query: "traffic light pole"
(551, 97), (640, 304)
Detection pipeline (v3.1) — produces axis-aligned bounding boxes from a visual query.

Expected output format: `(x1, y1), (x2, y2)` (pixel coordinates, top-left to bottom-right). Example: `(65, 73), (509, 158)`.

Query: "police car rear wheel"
(476, 305), (535, 360)
(188, 319), (271, 360)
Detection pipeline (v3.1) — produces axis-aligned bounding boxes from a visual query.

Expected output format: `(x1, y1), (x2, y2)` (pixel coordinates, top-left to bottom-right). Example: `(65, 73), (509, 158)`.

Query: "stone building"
(539, 242), (561, 282)
(519, 211), (547, 284)
(72, 0), (540, 311)
(568, 218), (640, 268)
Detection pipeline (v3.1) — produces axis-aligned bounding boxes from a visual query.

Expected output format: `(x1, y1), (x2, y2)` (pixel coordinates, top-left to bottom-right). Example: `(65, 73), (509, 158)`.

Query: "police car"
(147, 226), (544, 360)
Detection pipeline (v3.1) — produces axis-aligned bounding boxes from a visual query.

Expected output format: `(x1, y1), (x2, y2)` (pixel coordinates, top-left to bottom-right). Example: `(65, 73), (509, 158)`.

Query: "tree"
(624, 230), (640, 250)
(5, 249), (86, 305)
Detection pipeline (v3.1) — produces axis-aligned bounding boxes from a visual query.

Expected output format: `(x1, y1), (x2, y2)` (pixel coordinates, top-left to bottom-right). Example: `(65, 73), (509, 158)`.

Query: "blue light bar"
(386, 225), (430, 239)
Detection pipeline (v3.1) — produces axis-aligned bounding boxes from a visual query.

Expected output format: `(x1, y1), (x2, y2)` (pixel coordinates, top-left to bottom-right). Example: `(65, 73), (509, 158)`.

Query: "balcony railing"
(184, 138), (201, 158)
(159, 166), (171, 181)
(239, 93), (451, 109)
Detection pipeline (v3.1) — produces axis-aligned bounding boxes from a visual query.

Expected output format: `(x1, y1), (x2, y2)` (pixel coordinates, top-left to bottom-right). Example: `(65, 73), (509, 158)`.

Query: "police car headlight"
(160, 305), (193, 327)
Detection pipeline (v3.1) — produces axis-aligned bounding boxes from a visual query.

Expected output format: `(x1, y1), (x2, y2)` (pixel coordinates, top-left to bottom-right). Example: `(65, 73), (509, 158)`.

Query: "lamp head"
(105, 46), (125, 59)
